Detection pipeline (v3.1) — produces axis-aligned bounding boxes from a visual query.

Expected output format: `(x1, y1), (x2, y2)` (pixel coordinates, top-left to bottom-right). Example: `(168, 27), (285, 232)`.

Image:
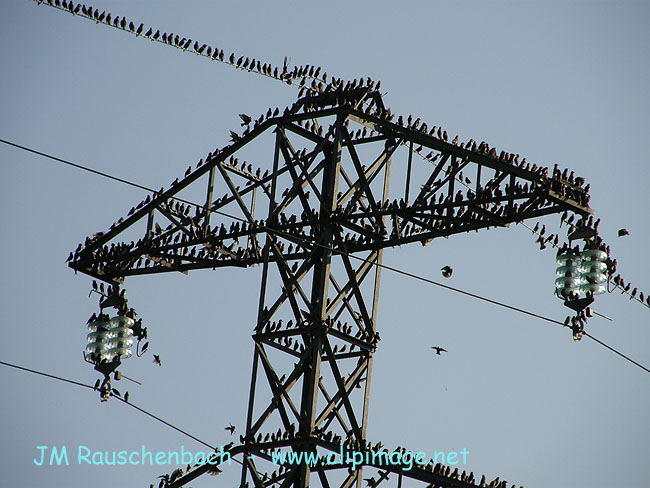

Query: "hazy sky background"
(1, 1), (648, 487)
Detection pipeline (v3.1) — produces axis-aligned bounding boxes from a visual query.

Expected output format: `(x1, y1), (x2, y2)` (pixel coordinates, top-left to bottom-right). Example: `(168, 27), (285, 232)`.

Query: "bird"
(239, 113), (252, 126)
(431, 346), (447, 355)
(441, 265), (453, 278)
(225, 424), (236, 435)
(618, 228), (630, 237)
(153, 354), (162, 366)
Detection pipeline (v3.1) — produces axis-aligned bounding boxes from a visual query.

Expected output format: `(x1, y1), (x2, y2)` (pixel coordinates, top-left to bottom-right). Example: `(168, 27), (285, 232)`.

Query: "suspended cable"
(0, 359), (94, 390)
(31, 0), (329, 94)
(0, 359), (239, 456)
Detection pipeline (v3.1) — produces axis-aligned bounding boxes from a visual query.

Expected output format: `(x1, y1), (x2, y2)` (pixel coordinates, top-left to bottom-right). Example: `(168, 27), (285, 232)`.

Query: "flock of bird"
(517, 206), (648, 340)
(38, 4), (646, 488)
(55, 0), (597, 289)
(67, 88), (645, 407)
(42, 0), (646, 317)
(35, 0), (335, 99)
(154, 423), (519, 488)
(254, 316), (379, 357)
(84, 282), (158, 402)
(525, 211), (648, 310)
(68, 105), (588, 277)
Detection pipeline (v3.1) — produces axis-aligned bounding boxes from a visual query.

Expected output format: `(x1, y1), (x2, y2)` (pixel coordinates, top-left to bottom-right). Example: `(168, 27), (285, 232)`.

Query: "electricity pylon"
(69, 86), (591, 488)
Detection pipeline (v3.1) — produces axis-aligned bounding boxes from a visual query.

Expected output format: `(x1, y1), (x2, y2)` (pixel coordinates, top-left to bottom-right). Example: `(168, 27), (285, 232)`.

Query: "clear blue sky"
(1, 1), (648, 487)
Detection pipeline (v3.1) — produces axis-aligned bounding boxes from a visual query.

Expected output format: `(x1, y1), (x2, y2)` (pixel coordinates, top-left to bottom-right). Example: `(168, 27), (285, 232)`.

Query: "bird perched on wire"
(618, 228), (630, 237)
(431, 346), (447, 355)
(441, 266), (453, 278)
(225, 424), (236, 435)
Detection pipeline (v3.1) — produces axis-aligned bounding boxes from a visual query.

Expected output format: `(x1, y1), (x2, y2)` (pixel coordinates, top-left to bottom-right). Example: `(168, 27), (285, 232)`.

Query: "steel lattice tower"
(70, 87), (592, 488)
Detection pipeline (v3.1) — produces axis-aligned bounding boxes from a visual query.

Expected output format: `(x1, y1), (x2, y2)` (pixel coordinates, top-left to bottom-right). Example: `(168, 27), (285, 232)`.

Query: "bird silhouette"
(225, 424), (236, 435)
(441, 266), (453, 278)
(618, 228), (629, 237)
(153, 354), (162, 366)
(431, 346), (447, 355)
(364, 477), (376, 487)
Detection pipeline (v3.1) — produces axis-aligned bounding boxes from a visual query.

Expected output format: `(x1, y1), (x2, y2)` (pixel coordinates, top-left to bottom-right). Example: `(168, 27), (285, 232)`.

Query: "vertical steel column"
(242, 129), (284, 486)
(294, 117), (343, 488)
(353, 142), (392, 488)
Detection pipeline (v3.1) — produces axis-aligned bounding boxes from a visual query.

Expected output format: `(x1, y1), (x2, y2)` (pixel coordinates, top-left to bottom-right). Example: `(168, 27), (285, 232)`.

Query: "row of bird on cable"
(36, 0), (338, 95)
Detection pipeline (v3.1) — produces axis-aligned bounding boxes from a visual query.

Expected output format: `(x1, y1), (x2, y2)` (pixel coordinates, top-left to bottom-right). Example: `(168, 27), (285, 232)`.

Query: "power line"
(1, 139), (153, 193)
(0, 359), (224, 453)
(2, 137), (649, 376)
(110, 394), (217, 452)
(0, 138), (235, 222)
(0, 359), (94, 390)
(110, 395), (245, 467)
(31, 0), (327, 94)
(582, 332), (650, 374)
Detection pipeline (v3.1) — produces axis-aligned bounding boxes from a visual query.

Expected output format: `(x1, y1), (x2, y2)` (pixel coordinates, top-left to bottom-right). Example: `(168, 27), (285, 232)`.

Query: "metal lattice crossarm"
(68, 88), (591, 284)
(69, 88), (592, 488)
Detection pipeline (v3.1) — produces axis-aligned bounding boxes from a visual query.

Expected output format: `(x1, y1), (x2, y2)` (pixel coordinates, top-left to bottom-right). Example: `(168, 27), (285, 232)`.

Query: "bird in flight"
(153, 354), (162, 366)
(618, 228), (630, 237)
(431, 346), (447, 355)
(441, 266), (453, 278)
(225, 424), (236, 435)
